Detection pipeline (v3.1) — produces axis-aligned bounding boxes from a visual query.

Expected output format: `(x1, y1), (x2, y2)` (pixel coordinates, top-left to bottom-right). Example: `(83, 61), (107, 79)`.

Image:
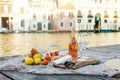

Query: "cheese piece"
(53, 55), (72, 65)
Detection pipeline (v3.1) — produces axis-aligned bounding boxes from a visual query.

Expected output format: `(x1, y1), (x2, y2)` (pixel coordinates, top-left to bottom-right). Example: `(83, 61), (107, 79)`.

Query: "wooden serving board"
(53, 57), (100, 70)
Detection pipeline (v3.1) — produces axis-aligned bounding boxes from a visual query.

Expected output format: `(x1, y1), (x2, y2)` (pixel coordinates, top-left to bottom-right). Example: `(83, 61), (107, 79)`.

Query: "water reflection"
(0, 32), (120, 57)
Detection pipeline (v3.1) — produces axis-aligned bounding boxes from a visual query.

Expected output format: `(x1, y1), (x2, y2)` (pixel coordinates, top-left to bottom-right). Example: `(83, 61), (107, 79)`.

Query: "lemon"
(24, 57), (33, 65)
(34, 58), (41, 65)
(33, 53), (42, 59)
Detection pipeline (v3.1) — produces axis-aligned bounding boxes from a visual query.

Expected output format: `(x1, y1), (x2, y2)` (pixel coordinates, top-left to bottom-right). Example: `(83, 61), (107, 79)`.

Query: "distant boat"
(0, 28), (9, 33)
(14, 29), (22, 33)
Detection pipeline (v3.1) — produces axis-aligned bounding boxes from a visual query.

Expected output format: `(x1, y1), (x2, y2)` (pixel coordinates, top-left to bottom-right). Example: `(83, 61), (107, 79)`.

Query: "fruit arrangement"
(24, 48), (42, 65)
(24, 48), (59, 66)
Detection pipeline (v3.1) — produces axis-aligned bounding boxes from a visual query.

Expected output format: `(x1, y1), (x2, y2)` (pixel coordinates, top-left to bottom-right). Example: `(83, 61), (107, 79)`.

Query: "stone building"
(29, 0), (53, 31)
(75, 0), (120, 32)
(0, 0), (30, 32)
(0, 0), (53, 32)
(50, 3), (75, 31)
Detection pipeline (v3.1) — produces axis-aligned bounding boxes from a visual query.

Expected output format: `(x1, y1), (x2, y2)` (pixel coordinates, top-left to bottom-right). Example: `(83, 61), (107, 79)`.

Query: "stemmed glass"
(77, 33), (89, 58)
(48, 44), (60, 60)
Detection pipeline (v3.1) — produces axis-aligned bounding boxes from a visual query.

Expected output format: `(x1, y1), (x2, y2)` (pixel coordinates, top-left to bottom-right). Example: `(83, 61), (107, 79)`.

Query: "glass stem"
(80, 49), (83, 58)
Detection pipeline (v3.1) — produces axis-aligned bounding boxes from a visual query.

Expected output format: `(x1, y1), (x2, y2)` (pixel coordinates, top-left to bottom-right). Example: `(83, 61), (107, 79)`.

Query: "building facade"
(29, 0), (53, 31)
(0, 0), (53, 32)
(0, 0), (30, 32)
(75, 0), (120, 32)
(50, 3), (75, 31)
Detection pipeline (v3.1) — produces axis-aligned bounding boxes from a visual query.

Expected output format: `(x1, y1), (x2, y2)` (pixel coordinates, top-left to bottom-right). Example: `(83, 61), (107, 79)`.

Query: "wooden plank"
(88, 44), (120, 51)
(86, 45), (120, 54)
(0, 71), (120, 80)
(53, 57), (100, 70)
(0, 73), (11, 80)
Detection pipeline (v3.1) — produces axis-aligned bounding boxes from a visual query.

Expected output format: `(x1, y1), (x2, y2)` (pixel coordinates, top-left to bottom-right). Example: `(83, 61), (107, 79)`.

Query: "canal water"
(0, 32), (120, 57)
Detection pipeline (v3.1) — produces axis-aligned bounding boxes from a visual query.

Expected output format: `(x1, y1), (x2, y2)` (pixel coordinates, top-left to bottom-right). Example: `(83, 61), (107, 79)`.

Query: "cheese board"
(53, 57), (100, 70)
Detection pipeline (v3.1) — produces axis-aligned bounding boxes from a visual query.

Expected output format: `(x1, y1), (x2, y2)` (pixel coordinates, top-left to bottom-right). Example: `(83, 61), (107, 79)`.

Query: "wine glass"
(48, 44), (60, 60)
(77, 33), (89, 58)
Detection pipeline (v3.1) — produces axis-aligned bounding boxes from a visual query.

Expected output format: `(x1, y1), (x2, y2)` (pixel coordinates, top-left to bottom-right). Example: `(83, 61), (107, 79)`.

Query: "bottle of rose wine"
(69, 27), (78, 60)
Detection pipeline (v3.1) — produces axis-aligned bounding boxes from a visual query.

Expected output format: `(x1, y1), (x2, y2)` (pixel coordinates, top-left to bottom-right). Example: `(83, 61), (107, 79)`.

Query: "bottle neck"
(70, 27), (77, 43)
(71, 27), (75, 38)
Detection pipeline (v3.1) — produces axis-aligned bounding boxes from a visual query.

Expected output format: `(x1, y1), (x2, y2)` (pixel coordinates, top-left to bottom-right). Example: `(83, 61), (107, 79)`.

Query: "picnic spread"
(0, 48), (120, 77)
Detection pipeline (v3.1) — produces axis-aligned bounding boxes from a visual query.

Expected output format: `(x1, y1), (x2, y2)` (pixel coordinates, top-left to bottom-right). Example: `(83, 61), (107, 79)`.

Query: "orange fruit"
(41, 60), (49, 65)
(50, 52), (56, 57)
(31, 48), (38, 55)
(55, 51), (59, 56)
(45, 53), (51, 62)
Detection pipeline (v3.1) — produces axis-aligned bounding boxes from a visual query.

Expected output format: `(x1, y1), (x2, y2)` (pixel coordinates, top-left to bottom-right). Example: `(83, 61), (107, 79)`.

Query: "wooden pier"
(0, 44), (120, 80)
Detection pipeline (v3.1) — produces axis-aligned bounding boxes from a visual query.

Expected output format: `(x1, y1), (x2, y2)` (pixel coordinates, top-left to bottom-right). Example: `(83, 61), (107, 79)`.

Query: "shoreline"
(0, 30), (119, 34)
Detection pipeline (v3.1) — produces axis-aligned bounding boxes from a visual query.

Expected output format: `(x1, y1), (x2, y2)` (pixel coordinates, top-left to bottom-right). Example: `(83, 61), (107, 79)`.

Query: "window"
(88, 19), (92, 23)
(104, 10), (109, 18)
(33, 14), (36, 20)
(69, 12), (71, 17)
(88, 10), (93, 18)
(114, 11), (118, 18)
(37, 22), (42, 30)
(78, 10), (81, 14)
(33, 24), (36, 28)
(70, 22), (72, 27)
(104, 20), (107, 23)
(61, 22), (63, 27)
(21, 20), (25, 27)
(77, 19), (81, 23)
(43, 24), (46, 28)
(114, 20), (117, 23)
(48, 16), (50, 20)
(77, 10), (82, 18)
